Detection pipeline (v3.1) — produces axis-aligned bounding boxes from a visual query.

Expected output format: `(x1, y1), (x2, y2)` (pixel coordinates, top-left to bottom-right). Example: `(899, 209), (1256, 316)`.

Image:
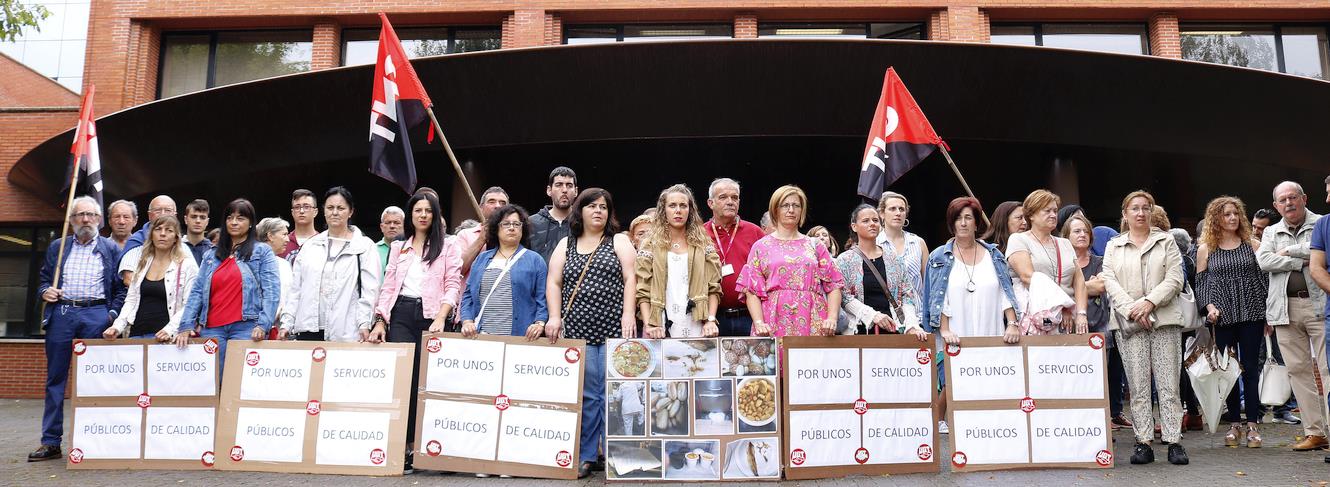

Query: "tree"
(0, 0), (49, 43)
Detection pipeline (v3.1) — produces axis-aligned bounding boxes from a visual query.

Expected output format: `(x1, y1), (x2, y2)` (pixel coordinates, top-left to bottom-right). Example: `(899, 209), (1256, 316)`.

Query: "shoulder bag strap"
(855, 247), (907, 328)
(563, 239), (599, 315)
(474, 249), (527, 325)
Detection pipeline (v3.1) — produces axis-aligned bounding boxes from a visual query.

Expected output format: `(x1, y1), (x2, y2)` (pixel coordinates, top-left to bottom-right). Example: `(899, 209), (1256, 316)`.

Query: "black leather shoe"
(27, 445), (60, 462)
(1167, 443), (1189, 465)
(577, 462), (593, 479)
(1130, 443), (1154, 464)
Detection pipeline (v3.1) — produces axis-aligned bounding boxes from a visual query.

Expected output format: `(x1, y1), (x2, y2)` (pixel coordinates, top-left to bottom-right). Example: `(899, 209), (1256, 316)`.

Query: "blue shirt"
(1091, 226), (1118, 257)
(1312, 216), (1330, 316)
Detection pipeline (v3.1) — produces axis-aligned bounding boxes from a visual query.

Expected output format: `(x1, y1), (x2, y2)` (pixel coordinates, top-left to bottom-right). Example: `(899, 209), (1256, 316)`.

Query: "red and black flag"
(62, 85), (104, 209)
(369, 13), (434, 195)
(855, 67), (947, 200)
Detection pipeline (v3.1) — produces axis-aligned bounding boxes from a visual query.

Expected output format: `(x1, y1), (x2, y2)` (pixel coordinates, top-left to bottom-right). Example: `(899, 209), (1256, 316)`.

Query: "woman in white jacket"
(104, 215), (199, 344)
(280, 186), (382, 342)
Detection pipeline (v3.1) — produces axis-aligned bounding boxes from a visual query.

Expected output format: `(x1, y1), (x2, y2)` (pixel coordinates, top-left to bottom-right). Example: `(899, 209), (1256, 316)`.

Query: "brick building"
(0, 1), (1328, 396)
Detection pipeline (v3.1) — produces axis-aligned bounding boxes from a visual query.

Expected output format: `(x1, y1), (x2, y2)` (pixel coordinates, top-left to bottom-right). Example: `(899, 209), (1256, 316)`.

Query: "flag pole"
(936, 146), (990, 227)
(423, 106), (484, 220)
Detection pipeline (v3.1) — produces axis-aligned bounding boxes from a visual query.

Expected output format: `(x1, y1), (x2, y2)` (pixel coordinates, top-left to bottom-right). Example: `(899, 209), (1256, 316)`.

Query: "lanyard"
(707, 219), (740, 261)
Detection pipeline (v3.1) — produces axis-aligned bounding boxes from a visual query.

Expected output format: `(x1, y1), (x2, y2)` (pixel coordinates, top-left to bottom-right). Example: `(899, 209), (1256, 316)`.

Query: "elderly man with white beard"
(28, 196), (127, 462)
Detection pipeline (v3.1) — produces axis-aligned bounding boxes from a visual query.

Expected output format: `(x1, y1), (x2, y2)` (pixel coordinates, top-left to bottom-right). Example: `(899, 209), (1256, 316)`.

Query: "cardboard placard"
(412, 333), (586, 479)
(214, 340), (413, 476)
(68, 339), (221, 470)
(945, 334), (1113, 471)
(606, 337), (781, 482)
(781, 335), (939, 480)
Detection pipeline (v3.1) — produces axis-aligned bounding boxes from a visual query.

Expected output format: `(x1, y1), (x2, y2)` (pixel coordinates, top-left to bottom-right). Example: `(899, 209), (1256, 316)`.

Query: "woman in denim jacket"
(459, 204), (549, 338)
(179, 199), (281, 374)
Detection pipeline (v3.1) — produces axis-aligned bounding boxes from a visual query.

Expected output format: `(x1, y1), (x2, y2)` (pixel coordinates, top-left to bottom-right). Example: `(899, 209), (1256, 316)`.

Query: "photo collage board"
(605, 337), (781, 482)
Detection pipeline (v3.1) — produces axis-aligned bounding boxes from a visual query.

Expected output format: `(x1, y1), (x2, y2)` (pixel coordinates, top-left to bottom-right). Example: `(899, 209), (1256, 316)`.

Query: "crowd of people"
(30, 167), (1330, 474)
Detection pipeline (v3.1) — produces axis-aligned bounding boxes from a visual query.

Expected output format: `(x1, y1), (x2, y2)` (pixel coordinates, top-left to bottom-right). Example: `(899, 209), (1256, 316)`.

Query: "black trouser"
(1107, 345), (1126, 417)
(387, 297), (431, 445)
(292, 330), (323, 341)
(1216, 320), (1265, 423)
(716, 308), (753, 337)
(1179, 330), (1201, 415)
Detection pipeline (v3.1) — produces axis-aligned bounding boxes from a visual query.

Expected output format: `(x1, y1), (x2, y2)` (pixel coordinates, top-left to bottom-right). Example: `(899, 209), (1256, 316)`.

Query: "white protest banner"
(945, 334), (1112, 471)
(147, 344), (216, 397)
(238, 348), (312, 402)
(321, 349), (397, 404)
(606, 337), (780, 482)
(414, 333), (585, 479)
(74, 343), (142, 397)
(68, 338), (220, 471)
(144, 407), (215, 460)
(215, 340), (413, 476)
(781, 335), (938, 479)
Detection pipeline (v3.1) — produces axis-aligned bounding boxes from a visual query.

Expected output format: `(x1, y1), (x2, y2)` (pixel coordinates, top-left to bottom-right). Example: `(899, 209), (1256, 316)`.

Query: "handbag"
(1259, 334), (1292, 406)
(855, 247), (908, 332)
(1176, 281), (1204, 330)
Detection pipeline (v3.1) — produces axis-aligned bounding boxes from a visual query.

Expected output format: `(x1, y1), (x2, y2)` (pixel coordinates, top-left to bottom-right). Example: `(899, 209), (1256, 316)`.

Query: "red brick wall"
(312, 20), (343, 69)
(0, 110), (76, 222)
(1150, 12), (1182, 58)
(734, 13), (757, 39)
(0, 55), (80, 108)
(0, 341), (47, 398)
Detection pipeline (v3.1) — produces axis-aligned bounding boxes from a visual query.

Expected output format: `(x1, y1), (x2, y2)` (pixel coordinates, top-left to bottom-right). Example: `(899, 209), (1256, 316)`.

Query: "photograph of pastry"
(607, 440), (664, 479)
(692, 379), (734, 435)
(663, 440), (721, 480)
(662, 339), (720, 378)
(607, 380), (647, 436)
(608, 339), (662, 379)
(720, 338), (777, 376)
(735, 376), (778, 433)
(723, 437), (780, 478)
(648, 380), (691, 436)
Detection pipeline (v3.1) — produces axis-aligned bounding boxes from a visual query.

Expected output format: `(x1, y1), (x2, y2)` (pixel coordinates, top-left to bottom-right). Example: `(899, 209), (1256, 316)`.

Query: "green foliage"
(0, 0), (50, 43)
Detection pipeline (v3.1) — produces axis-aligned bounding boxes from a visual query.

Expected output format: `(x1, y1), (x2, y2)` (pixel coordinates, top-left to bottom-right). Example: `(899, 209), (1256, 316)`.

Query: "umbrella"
(1184, 329), (1240, 435)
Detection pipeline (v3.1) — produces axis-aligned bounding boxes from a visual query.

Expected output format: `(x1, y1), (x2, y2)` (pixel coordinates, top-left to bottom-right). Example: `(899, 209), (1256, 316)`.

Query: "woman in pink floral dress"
(737, 185), (845, 337)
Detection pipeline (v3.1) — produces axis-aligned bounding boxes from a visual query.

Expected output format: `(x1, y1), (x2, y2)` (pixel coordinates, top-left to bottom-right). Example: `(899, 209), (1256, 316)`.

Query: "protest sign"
(781, 335), (938, 480)
(412, 333), (586, 479)
(67, 339), (220, 470)
(945, 334), (1112, 471)
(214, 340), (413, 476)
(606, 337), (781, 482)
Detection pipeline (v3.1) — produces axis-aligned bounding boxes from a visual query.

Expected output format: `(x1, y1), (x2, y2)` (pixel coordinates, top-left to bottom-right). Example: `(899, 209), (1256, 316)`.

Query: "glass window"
(1181, 25), (1279, 73)
(990, 25), (1036, 46)
(758, 22), (926, 40)
(621, 24), (732, 42)
(340, 27), (500, 66)
(565, 26), (618, 45)
(158, 31), (312, 98)
(1280, 26), (1329, 79)
(2, 0), (91, 91)
(0, 226), (55, 338)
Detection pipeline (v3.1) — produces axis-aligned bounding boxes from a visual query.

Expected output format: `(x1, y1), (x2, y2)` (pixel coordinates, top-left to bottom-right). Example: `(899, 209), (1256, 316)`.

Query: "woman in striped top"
(459, 205), (549, 338)
(1196, 196), (1268, 448)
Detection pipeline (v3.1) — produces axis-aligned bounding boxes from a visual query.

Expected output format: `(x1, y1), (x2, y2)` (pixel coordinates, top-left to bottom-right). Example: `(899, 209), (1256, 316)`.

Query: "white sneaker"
(938, 420), (950, 435)
(475, 473), (491, 478)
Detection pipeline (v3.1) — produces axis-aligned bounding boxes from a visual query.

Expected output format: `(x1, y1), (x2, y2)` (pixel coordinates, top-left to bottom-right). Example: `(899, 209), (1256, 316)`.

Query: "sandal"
(1224, 423), (1241, 447)
(1246, 424), (1262, 448)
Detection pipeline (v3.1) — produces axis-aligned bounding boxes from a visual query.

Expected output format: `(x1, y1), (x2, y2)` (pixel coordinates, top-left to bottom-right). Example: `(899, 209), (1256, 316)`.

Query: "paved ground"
(2, 399), (1326, 486)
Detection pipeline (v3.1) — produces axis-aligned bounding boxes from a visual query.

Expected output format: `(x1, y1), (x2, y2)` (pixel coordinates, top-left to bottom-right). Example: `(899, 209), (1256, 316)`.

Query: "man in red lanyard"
(703, 178), (767, 337)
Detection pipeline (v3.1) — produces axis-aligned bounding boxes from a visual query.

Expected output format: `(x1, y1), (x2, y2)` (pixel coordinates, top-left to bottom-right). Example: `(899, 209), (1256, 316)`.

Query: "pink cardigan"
(375, 236), (464, 321)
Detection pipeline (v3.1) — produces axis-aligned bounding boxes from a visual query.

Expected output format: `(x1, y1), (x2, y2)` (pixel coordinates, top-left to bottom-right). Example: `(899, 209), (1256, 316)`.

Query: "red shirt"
(704, 218), (766, 309)
(207, 257), (244, 327)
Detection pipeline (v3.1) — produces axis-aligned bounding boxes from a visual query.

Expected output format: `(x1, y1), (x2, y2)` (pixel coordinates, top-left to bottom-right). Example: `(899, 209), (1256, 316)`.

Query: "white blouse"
(942, 247), (1013, 337)
(665, 251), (703, 337)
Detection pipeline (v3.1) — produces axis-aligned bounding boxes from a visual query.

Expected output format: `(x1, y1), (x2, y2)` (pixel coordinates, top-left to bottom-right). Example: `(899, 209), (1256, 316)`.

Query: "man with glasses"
(280, 189), (319, 262)
(116, 195), (178, 283)
(28, 196), (126, 462)
(1257, 180), (1328, 452)
(183, 199), (214, 265)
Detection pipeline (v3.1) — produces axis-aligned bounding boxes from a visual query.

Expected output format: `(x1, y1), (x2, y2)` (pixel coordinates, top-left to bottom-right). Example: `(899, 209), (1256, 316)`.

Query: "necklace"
(957, 241), (978, 292)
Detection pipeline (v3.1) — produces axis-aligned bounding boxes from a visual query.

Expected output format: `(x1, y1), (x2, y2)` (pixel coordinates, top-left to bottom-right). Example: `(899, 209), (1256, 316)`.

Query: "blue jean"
(717, 313), (753, 338)
(198, 320), (259, 379)
(43, 304), (111, 446)
(580, 344), (606, 463)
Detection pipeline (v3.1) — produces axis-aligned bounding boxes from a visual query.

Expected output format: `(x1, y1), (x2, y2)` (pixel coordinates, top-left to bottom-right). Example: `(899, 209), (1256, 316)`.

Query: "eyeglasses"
(291, 204), (316, 212)
(498, 221), (523, 228)
(72, 211), (99, 219)
(1126, 206), (1152, 214)
(780, 203), (803, 210)
(1275, 196), (1303, 205)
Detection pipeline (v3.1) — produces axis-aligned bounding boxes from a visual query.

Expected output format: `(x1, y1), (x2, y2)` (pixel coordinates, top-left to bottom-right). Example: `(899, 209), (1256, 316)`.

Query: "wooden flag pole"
(936, 146), (990, 227)
(423, 106), (485, 220)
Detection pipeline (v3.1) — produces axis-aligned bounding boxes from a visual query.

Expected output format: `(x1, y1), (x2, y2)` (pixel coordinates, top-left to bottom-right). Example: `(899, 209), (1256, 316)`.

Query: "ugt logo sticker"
(951, 451), (968, 468)
(369, 448), (386, 465)
(245, 350), (260, 366)
(73, 340), (87, 356)
(1019, 397), (1037, 413)
(425, 337), (442, 353)
(68, 448), (84, 464)
(854, 447), (870, 464)
(917, 444), (933, 461)
(306, 400), (321, 415)
(201, 451), (216, 467)
(1089, 333), (1105, 350)
(494, 394), (510, 411)
(229, 445), (245, 462)
(425, 440), (442, 456)
(311, 347), (327, 362)
(136, 393), (152, 408)
(564, 347), (581, 363)
(555, 450), (573, 467)
(945, 343), (961, 356)
(790, 448), (807, 466)
(853, 398), (869, 415)
(203, 338), (219, 354)
(916, 347), (931, 365)
(1095, 449), (1113, 466)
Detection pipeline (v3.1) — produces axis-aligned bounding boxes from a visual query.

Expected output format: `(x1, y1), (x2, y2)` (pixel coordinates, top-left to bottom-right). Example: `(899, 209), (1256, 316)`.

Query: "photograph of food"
(692, 379), (734, 435)
(662, 339), (719, 378)
(735, 376), (778, 433)
(607, 380), (647, 437)
(648, 380), (691, 436)
(663, 440), (721, 480)
(608, 339), (660, 378)
(720, 338), (777, 376)
(723, 437), (780, 478)
(607, 440), (663, 479)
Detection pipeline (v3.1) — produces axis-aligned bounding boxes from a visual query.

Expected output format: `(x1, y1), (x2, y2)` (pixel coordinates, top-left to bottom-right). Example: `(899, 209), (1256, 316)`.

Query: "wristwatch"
(706, 316), (718, 323)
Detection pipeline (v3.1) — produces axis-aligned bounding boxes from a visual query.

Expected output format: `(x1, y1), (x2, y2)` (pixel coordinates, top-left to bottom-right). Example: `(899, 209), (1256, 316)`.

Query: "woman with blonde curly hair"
(1196, 195), (1267, 448)
(635, 184), (722, 338)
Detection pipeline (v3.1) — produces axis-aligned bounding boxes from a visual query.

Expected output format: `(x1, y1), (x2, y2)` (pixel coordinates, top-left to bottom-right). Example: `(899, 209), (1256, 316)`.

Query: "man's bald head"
(147, 195), (177, 222)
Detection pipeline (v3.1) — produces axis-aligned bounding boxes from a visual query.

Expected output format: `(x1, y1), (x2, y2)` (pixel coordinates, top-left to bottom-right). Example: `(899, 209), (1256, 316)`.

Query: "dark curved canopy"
(11, 38), (1330, 202)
